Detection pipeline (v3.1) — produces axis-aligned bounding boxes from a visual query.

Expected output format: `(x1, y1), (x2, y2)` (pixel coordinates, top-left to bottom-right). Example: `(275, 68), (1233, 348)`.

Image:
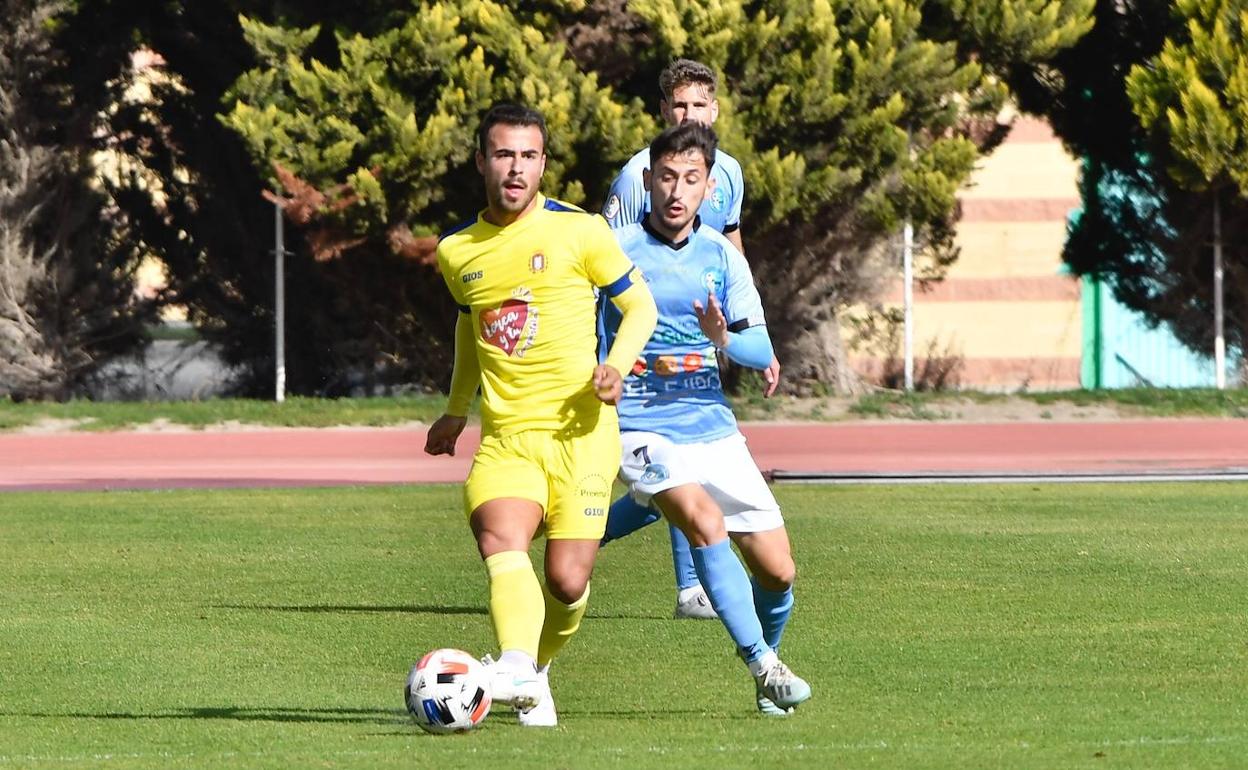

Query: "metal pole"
(903, 219), (914, 391)
(274, 201), (286, 403)
(1213, 193), (1225, 390)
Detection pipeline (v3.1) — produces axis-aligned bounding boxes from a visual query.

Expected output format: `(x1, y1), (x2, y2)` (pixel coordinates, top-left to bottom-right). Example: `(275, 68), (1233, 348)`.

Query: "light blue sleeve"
(724, 155), (744, 230)
(722, 326), (773, 370)
(721, 245), (766, 331)
(603, 163), (648, 229)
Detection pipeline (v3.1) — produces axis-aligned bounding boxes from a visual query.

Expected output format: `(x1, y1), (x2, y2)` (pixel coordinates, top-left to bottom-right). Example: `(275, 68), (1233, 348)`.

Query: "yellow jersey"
(436, 195), (639, 437)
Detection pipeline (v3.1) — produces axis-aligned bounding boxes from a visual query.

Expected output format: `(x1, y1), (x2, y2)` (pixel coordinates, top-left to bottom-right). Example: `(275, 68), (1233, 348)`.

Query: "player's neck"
(483, 194), (542, 228)
(643, 213), (699, 249)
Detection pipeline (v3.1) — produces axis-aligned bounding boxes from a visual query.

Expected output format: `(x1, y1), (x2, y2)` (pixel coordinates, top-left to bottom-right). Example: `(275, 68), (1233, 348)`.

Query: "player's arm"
(693, 293), (774, 370)
(584, 218), (657, 403)
(425, 309), (477, 455)
(603, 165), (647, 228)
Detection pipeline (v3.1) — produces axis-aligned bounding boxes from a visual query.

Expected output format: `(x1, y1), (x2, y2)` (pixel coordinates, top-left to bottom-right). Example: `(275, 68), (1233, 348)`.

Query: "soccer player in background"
(601, 58), (780, 620)
(424, 103), (657, 727)
(601, 122), (810, 715)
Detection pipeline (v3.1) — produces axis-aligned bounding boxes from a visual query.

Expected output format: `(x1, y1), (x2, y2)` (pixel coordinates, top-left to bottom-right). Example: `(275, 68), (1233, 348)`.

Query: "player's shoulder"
(438, 214), (479, 244)
(540, 196), (588, 215)
(695, 222), (737, 253)
(612, 222), (648, 250)
(714, 148), (743, 175)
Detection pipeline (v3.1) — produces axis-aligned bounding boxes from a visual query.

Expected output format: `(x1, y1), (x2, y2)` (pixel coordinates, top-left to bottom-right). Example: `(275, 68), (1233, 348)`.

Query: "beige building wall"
(852, 117), (1083, 390)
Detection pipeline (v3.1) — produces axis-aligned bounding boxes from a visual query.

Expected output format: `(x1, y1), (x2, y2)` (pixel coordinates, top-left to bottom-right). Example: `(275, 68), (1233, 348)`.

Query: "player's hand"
(762, 355), (781, 398)
(424, 414), (467, 456)
(692, 291), (729, 349)
(593, 364), (623, 405)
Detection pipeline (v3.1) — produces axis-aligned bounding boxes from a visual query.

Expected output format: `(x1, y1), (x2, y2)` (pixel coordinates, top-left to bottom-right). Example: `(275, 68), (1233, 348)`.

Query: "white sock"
(747, 649), (779, 679)
(677, 585), (705, 604)
(499, 649), (537, 671)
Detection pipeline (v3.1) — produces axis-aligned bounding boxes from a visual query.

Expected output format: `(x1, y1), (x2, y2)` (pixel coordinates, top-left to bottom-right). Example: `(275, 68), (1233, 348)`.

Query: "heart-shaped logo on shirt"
(480, 299), (530, 355)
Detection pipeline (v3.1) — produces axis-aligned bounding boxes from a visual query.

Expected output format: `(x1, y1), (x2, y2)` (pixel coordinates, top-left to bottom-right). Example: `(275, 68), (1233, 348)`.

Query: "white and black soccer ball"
(405, 648), (492, 734)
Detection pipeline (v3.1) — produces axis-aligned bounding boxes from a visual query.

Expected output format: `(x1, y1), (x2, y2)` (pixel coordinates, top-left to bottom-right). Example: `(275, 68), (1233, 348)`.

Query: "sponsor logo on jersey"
(603, 194), (621, 220)
(462, 270), (483, 283)
(480, 290), (538, 357)
(708, 188), (726, 212)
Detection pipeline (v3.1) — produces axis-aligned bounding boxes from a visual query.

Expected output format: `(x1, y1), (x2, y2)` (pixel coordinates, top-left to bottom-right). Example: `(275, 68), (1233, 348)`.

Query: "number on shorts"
(632, 445), (651, 465)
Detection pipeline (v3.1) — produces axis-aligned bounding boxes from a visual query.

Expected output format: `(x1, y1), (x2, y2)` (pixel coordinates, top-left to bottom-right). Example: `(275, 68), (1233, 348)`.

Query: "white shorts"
(618, 430), (784, 533)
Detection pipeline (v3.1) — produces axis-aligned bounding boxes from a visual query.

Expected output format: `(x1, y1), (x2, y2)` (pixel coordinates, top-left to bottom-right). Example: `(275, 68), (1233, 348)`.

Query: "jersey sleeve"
(724, 157), (744, 231)
(435, 242), (468, 308)
(602, 164), (647, 229)
(721, 245), (766, 331)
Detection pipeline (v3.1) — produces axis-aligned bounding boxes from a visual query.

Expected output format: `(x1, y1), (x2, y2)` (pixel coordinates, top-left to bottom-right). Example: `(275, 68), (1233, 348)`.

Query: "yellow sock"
(484, 551), (543, 659)
(537, 581), (590, 667)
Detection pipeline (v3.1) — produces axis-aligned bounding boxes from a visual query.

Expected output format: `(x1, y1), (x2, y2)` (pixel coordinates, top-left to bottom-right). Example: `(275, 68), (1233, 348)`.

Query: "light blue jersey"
(602, 147), (744, 234)
(601, 219), (768, 443)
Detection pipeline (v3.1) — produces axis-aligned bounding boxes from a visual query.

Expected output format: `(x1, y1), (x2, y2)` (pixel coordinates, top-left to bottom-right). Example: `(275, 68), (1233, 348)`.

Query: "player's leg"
(704, 434), (810, 713)
(520, 423), (617, 726)
(615, 431), (716, 619)
(600, 494), (662, 545)
(731, 527), (795, 652)
(669, 524), (717, 619)
(464, 434), (547, 710)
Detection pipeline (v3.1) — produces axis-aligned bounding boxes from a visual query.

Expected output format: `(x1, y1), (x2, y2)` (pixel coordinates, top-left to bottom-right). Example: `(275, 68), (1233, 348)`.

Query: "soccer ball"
(404, 648), (492, 734)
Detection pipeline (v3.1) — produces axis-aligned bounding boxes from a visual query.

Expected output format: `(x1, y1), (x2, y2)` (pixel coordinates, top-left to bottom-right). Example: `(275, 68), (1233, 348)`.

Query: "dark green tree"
(0, 0), (154, 400)
(1011, 0), (1246, 370)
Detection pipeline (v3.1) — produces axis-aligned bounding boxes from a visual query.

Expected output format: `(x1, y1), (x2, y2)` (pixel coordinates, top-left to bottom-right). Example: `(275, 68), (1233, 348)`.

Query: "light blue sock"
(669, 524), (700, 591)
(752, 578), (794, 653)
(692, 539), (769, 663)
(600, 495), (662, 546)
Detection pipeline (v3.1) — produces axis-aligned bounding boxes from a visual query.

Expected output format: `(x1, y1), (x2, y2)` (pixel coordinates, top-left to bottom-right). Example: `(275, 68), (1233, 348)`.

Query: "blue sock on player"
(692, 539), (769, 663)
(600, 495), (662, 546)
(751, 578), (794, 652)
(670, 524), (700, 591)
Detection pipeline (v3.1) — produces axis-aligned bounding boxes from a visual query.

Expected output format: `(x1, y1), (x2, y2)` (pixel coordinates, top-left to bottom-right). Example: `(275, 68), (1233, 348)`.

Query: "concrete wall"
(853, 117), (1083, 391)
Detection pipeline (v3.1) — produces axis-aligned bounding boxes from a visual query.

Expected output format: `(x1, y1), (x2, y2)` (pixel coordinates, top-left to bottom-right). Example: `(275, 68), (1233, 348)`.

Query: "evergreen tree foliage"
(0, 0), (154, 400)
(602, 0), (1094, 390)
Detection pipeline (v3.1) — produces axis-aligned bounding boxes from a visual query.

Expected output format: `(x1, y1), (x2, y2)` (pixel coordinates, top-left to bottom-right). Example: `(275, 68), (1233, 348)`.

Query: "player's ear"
(709, 98), (720, 124)
(475, 150), (485, 175)
(642, 167), (652, 192)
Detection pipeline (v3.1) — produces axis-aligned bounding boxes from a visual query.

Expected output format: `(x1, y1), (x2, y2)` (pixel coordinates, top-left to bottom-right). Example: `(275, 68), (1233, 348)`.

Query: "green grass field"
(2, 483), (1246, 768)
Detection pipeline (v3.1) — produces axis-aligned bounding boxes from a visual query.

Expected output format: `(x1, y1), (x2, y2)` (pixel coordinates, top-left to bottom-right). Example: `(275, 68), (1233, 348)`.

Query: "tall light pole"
(273, 200), (287, 403)
(902, 218), (914, 391)
(1213, 193), (1225, 390)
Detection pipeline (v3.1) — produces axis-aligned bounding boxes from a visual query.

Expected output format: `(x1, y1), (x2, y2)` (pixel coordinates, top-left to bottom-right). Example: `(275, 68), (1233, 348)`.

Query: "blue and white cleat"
(480, 654), (543, 712)
(754, 658), (811, 711)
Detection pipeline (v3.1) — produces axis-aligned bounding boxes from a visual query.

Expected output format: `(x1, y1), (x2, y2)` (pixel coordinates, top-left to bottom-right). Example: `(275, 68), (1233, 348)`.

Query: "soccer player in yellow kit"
(424, 103), (657, 727)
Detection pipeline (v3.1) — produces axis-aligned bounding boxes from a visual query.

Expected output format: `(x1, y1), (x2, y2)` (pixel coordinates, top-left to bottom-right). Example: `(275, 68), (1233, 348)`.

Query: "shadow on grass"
(11, 706), (405, 725)
(216, 604), (487, 615)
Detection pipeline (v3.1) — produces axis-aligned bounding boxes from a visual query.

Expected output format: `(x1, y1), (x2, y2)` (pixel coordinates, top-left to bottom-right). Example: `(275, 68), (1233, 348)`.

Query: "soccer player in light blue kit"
(601, 122), (810, 714)
(602, 59), (780, 621)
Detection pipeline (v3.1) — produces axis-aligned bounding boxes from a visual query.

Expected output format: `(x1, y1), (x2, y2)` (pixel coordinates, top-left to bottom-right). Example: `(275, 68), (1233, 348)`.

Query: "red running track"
(1, 419), (1246, 492)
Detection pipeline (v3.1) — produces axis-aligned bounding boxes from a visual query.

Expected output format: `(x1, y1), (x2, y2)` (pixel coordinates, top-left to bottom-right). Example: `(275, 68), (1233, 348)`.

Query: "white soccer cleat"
(754, 658), (811, 711)
(674, 585), (719, 620)
(516, 665), (557, 727)
(480, 654), (543, 712)
(755, 683), (795, 716)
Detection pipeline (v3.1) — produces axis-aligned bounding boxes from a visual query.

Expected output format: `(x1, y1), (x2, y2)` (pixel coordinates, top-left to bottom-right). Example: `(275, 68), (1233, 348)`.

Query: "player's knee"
(757, 559), (795, 592)
(545, 572), (589, 605)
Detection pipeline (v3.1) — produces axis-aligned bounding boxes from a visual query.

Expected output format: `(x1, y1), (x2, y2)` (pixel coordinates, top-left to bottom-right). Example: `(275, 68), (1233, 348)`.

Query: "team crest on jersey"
(640, 464), (670, 485)
(708, 188), (726, 212)
(530, 253), (547, 273)
(479, 288), (539, 357)
(700, 267), (725, 294)
(603, 194), (621, 220)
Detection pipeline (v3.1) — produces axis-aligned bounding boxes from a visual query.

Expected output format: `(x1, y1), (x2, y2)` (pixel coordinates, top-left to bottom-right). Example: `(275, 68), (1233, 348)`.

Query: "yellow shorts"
(464, 423), (620, 540)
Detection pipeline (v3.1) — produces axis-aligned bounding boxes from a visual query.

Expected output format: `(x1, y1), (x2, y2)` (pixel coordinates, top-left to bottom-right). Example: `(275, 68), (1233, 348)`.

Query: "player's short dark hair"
(476, 102), (548, 154)
(648, 122), (717, 173)
(659, 59), (718, 102)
